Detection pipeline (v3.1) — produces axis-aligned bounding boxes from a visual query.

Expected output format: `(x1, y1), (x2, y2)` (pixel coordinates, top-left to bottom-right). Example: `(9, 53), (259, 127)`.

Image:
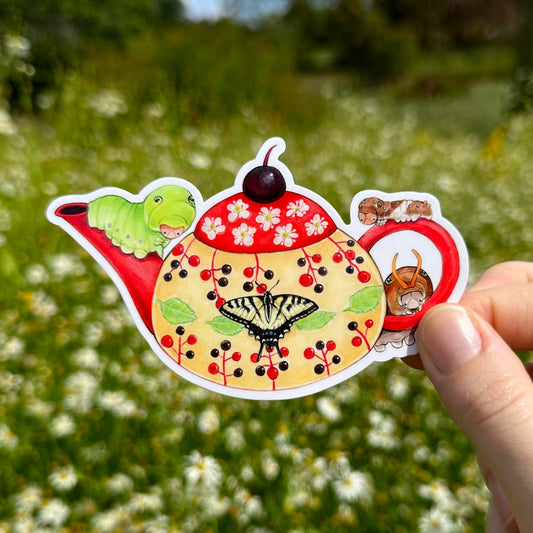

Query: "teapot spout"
(53, 202), (160, 333)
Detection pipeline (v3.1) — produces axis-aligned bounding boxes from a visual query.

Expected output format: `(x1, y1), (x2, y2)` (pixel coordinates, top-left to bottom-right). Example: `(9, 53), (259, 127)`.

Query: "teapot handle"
(358, 219), (461, 331)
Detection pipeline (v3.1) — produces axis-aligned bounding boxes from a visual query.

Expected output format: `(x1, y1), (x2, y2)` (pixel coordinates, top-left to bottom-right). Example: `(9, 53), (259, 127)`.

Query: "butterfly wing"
(220, 292), (318, 344)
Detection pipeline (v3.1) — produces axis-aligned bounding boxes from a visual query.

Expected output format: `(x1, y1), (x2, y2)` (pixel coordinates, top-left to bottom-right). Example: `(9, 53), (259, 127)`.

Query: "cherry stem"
(263, 145), (276, 166)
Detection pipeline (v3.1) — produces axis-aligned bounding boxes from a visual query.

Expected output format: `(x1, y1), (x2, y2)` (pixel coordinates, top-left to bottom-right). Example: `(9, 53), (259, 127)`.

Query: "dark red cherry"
(242, 146), (286, 203)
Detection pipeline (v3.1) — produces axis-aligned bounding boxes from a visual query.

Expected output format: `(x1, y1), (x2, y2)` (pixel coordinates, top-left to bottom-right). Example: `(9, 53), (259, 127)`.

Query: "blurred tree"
(506, 0), (533, 114)
(0, 0), (184, 112)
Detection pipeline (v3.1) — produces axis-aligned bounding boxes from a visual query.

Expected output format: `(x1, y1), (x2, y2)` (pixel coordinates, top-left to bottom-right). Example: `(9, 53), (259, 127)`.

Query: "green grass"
(1, 58), (532, 531)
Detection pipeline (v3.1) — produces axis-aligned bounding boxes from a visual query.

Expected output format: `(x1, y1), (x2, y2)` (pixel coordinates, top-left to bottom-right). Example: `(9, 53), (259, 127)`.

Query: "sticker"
(46, 137), (469, 400)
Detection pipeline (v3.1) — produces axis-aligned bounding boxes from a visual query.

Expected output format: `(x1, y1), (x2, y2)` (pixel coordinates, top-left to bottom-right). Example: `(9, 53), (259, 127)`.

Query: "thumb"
(418, 304), (533, 531)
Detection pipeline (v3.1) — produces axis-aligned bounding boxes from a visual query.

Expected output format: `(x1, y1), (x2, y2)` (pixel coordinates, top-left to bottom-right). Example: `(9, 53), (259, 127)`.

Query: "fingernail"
(418, 305), (482, 376)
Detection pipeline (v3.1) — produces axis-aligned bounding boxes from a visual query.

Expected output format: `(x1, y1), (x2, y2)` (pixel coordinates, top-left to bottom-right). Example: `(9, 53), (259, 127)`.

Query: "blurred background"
(0, 1), (532, 531)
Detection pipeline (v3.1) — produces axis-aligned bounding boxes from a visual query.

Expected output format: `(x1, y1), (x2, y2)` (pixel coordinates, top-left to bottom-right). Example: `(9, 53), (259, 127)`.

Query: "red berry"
(172, 244), (184, 256)
(365, 319), (374, 329)
(267, 367), (279, 380)
(358, 271), (371, 283)
(256, 283), (267, 294)
(304, 347), (315, 359)
(250, 353), (260, 363)
(351, 336), (363, 347)
(161, 335), (174, 348)
(299, 273), (313, 287)
(243, 267), (255, 278)
(200, 269), (211, 281)
(311, 253), (322, 263)
(332, 252), (343, 263)
(232, 352), (241, 361)
(188, 255), (200, 267)
(326, 340), (336, 351)
(280, 346), (289, 357)
(215, 298), (226, 308)
(187, 334), (197, 345)
(345, 249), (356, 260)
(208, 362), (219, 375)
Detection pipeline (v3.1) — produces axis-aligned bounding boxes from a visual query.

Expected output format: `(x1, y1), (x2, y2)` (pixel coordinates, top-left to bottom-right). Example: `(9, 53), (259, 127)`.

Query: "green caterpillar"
(88, 185), (196, 259)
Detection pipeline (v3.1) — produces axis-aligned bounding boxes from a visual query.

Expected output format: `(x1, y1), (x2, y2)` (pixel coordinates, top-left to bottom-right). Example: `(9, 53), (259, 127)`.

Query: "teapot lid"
(194, 141), (336, 253)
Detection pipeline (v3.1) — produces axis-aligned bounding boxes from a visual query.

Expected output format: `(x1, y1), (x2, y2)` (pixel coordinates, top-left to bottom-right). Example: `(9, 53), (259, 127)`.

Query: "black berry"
(176, 326), (185, 335)
(179, 269), (188, 278)
(345, 266), (355, 274)
(242, 150), (286, 204)
(279, 361), (289, 371)
(315, 340), (325, 351)
(347, 240), (355, 247)
(210, 348), (220, 358)
(314, 364), (325, 374)
(318, 266), (328, 276)
(207, 291), (217, 300)
(163, 273), (172, 282)
(348, 321), (358, 331)
(256, 366), (266, 376)
(332, 355), (341, 364)
(218, 277), (229, 287)
(233, 368), (243, 378)
(356, 256), (364, 264)
(314, 284), (324, 293)
(220, 340), (231, 351)
(264, 269), (274, 280)
(170, 260), (180, 269)
(297, 257), (306, 267)
(185, 350), (195, 359)
(243, 282), (254, 292)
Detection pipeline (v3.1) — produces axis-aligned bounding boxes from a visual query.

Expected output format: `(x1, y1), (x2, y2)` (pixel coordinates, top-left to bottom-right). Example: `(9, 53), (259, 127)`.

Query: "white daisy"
(256, 207), (280, 230)
(273, 223), (298, 247)
(227, 199), (250, 222)
(184, 450), (222, 489)
(48, 465), (78, 491)
(286, 199), (309, 217)
(232, 223), (256, 246)
(333, 470), (373, 504)
(305, 213), (328, 236)
(201, 216), (226, 240)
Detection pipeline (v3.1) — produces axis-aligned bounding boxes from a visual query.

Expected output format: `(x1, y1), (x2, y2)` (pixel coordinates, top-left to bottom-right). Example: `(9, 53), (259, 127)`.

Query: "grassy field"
(1, 62), (532, 532)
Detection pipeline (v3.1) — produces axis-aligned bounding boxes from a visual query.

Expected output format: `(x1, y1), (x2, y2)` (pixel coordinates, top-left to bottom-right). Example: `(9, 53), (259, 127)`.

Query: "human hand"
(417, 261), (533, 532)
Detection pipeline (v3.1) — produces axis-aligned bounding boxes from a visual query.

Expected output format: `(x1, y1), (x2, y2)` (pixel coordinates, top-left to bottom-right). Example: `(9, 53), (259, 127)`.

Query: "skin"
(406, 261), (533, 532)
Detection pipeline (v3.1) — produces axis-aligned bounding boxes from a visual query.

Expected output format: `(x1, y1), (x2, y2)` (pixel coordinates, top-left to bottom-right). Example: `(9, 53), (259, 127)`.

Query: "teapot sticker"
(47, 137), (468, 400)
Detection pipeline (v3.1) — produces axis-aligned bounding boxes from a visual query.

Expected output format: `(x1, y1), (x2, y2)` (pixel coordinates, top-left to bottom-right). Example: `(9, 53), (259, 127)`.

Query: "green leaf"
(343, 286), (383, 314)
(207, 315), (244, 336)
(157, 297), (197, 324)
(295, 310), (335, 331)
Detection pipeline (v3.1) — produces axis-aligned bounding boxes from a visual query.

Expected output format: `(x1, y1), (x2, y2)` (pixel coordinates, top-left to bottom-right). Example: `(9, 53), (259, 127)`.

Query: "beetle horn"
(408, 249), (423, 288)
(391, 253), (409, 289)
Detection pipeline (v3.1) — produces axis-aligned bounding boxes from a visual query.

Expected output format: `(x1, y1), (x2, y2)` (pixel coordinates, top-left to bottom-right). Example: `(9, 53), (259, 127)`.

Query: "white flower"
(184, 450), (222, 489)
(305, 213), (328, 236)
(317, 396), (342, 422)
(64, 371), (99, 414)
(127, 491), (163, 513)
(232, 223), (256, 246)
(386, 373), (409, 400)
(273, 223), (298, 247)
(88, 89), (127, 118)
(12, 486), (42, 512)
(3, 34), (31, 59)
(198, 406), (220, 434)
(37, 498), (70, 527)
(25, 264), (48, 284)
(189, 152), (211, 169)
(0, 109), (18, 135)
(332, 471), (373, 504)
(98, 391), (138, 418)
(106, 473), (134, 494)
(286, 199), (309, 217)
(71, 346), (100, 369)
(256, 207), (280, 230)
(0, 424), (18, 449)
(48, 465), (78, 491)
(49, 413), (75, 437)
(225, 423), (246, 452)
(227, 199), (250, 222)
(100, 285), (119, 305)
(418, 507), (457, 533)
(260, 450), (279, 481)
(202, 216), (226, 240)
